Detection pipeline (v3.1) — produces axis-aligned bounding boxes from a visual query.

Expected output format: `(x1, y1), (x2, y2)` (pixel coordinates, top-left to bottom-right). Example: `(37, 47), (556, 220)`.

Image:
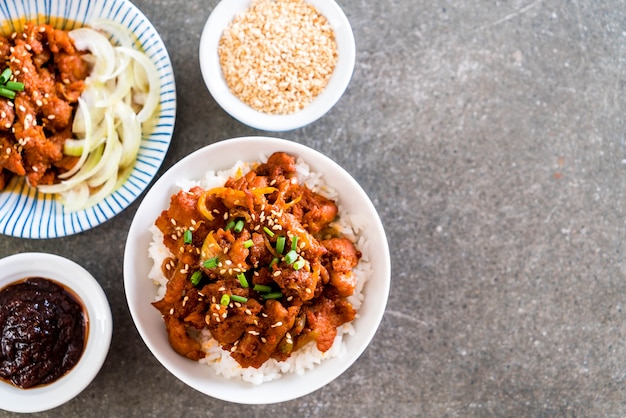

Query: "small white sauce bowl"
(0, 253), (113, 414)
(199, 0), (356, 131)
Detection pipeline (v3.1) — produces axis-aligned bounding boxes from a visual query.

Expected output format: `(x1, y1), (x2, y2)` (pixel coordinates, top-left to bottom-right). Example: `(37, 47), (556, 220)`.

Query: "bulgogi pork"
(152, 152), (362, 368)
(0, 23), (89, 190)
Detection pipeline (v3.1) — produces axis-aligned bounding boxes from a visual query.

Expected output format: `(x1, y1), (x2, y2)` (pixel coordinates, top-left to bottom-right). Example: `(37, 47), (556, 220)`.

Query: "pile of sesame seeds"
(218, 0), (338, 115)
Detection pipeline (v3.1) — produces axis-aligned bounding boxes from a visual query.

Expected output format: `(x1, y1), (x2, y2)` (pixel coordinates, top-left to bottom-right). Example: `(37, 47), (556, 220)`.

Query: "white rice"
(148, 156), (371, 384)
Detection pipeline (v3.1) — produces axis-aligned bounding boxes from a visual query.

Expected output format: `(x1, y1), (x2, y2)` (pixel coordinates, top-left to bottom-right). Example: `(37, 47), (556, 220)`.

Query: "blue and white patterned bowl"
(0, 0), (176, 239)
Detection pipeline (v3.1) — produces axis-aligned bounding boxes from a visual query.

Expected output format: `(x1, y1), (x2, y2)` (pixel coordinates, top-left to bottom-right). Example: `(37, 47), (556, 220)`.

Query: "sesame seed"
(273, 270), (281, 277)
(218, 0), (337, 114)
(169, 308), (174, 315)
(271, 321), (283, 328)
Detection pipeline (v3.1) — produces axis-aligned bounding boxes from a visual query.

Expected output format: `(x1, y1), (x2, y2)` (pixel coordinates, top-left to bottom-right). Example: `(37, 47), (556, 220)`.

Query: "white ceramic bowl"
(0, 253), (113, 413)
(0, 0), (176, 239)
(199, 0), (355, 131)
(124, 136), (389, 404)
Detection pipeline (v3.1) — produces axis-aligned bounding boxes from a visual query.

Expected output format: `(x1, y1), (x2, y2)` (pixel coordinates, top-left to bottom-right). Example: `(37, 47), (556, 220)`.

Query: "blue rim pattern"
(0, 0), (176, 239)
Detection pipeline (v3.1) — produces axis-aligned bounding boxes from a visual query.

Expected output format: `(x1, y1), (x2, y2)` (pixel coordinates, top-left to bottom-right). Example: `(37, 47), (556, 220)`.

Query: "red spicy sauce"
(0, 277), (87, 389)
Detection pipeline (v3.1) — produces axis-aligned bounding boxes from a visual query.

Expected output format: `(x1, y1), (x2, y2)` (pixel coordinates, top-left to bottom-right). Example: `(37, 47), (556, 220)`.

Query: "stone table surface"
(2, 0), (626, 416)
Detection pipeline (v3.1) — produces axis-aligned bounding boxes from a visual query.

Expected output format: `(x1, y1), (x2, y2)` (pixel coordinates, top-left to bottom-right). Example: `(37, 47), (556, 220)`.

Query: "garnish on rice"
(151, 152), (362, 369)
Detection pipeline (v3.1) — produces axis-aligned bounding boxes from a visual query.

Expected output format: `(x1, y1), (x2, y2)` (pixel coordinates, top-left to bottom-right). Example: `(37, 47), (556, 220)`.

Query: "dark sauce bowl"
(0, 253), (112, 413)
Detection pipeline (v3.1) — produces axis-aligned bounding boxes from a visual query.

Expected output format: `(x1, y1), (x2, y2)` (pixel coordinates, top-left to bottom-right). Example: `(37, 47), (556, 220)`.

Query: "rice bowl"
(124, 137), (389, 404)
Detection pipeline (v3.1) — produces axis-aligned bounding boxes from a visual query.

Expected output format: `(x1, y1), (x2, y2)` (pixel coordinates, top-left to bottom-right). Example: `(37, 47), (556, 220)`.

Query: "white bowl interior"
(0, 253), (113, 414)
(124, 137), (390, 404)
(199, 0), (355, 131)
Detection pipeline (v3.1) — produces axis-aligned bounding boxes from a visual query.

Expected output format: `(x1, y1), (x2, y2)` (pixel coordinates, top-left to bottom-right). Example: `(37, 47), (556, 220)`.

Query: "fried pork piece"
(153, 152), (362, 369)
(322, 237), (361, 297)
(0, 22), (89, 190)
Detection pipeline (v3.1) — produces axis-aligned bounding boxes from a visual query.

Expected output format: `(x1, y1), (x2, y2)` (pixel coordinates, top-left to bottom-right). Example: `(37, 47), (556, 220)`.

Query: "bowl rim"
(124, 136), (390, 404)
(199, 0), (356, 131)
(0, 252), (113, 413)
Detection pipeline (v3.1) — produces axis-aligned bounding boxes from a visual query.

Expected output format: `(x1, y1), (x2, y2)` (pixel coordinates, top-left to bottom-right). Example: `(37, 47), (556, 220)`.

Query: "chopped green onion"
(203, 256), (219, 269)
(269, 257), (279, 269)
(0, 87), (15, 100)
(263, 226), (275, 237)
(243, 239), (254, 248)
(293, 258), (306, 270)
(262, 292), (283, 300)
(276, 235), (286, 254)
(231, 295), (248, 303)
(237, 273), (249, 288)
(0, 68), (11, 84)
(220, 294), (230, 306)
(233, 219), (244, 233)
(225, 220), (235, 230)
(284, 249), (298, 264)
(183, 229), (192, 244)
(190, 271), (202, 286)
(253, 284), (273, 293)
(291, 235), (299, 251)
(5, 81), (24, 92)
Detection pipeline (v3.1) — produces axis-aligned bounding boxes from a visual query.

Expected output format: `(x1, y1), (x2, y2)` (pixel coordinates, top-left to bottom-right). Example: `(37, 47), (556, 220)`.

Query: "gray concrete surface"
(2, 0), (626, 416)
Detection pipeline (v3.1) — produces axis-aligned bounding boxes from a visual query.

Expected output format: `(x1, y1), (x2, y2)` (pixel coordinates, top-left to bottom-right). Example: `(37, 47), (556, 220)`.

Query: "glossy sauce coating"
(0, 277), (86, 389)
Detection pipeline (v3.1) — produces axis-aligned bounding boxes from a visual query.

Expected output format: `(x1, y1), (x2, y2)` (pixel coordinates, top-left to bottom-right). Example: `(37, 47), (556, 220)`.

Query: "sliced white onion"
(87, 133), (122, 188)
(58, 182), (90, 212)
(114, 101), (142, 168)
(95, 59), (133, 108)
(59, 98), (92, 179)
(69, 28), (116, 81)
(90, 18), (135, 48)
(117, 46), (160, 122)
(37, 22), (161, 211)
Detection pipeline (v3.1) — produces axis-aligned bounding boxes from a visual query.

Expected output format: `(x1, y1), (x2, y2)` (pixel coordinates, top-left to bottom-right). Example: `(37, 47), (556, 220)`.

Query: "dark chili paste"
(0, 277), (86, 389)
